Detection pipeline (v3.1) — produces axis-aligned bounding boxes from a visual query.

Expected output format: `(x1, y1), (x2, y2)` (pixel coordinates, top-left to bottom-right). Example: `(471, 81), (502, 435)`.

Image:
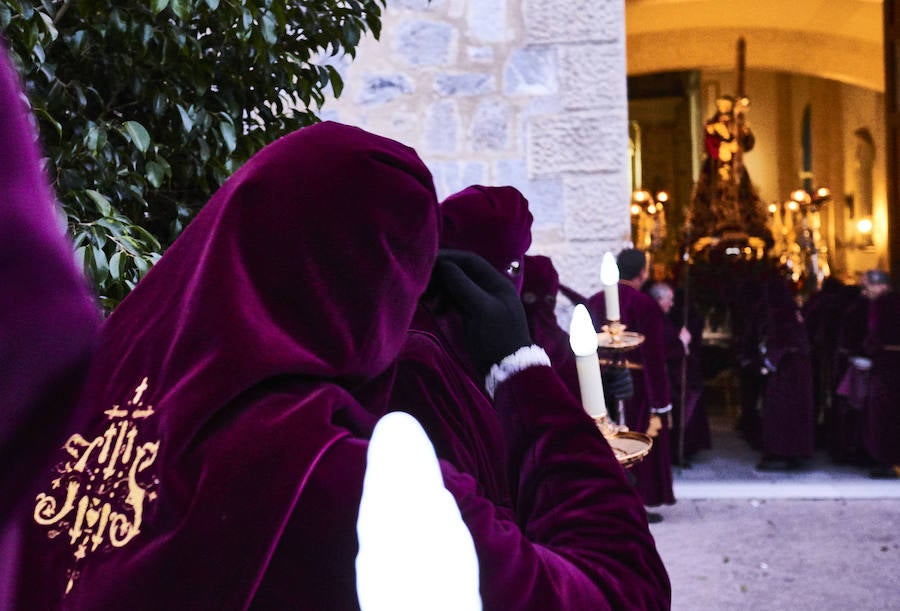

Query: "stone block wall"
(323, 0), (632, 303)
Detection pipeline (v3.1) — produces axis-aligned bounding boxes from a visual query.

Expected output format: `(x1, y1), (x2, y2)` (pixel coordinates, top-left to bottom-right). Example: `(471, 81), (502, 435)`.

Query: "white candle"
(357, 412), (481, 611)
(569, 304), (608, 418)
(600, 252), (620, 321)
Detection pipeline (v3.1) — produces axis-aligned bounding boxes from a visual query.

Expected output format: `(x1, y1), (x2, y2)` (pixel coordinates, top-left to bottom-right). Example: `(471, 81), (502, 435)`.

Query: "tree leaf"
(146, 160), (166, 188)
(37, 11), (58, 41)
(109, 251), (122, 281)
(74, 245), (87, 272)
(177, 104), (194, 132)
(171, 0), (192, 21)
(261, 13), (277, 45)
(150, 0), (170, 16)
(219, 121), (236, 152)
(1, 0), (387, 309)
(131, 224), (162, 250)
(96, 217), (124, 237)
(122, 120), (151, 153)
(326, 65), (344, 97)
(85, 189), (113, 216)
(91, 245), (110, 283)
(85, 125), (100, 153)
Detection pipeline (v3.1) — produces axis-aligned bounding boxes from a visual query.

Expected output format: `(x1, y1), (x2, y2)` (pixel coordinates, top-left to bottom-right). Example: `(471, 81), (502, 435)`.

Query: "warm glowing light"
(857, 218), (873, 234)
(656, 191), (669, 203)
(647, 203), (657, 215)
(600, 252), (619, 286)
(630, 204), (641, 216)
(632, 189), (651, 203)
(790, 189), (810, 205)
(787, 200), (799, 212)
(568, 304), (599, 357)
(767, 203), (778, 214)
(815, 187), (831, 199)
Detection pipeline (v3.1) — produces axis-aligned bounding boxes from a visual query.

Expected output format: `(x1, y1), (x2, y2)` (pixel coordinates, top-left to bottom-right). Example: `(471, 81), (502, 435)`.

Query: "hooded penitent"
(411, 185), (533, 388)
(759, 276), (815, 459)
(439, 185), (532, 294)
(520, 254), (580, 399)
(0, 40), (100, 528)
(12, 122), (440, 608)
(392, 184), (536, 505)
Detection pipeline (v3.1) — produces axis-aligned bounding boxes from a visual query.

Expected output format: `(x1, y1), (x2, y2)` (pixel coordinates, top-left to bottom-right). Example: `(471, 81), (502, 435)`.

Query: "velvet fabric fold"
(390, 329), (513, 508)
(10, 122), (441, 608)
(521, 254), (580, 399)
(0, 40), (100, 529)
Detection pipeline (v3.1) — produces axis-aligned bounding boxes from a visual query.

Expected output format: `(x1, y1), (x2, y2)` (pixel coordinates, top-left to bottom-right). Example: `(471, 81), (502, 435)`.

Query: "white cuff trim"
(484, 345), (551, 399)
(651, 403), (673, 415)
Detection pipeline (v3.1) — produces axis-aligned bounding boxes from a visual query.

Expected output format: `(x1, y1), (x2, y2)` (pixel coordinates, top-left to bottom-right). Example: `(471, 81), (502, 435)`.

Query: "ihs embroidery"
(34, 377), (161, 594)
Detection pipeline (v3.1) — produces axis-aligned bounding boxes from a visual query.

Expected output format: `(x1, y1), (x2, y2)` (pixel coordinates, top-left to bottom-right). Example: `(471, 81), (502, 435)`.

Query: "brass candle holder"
(594, 320), (653, 468)
(598, 319), (645, 350)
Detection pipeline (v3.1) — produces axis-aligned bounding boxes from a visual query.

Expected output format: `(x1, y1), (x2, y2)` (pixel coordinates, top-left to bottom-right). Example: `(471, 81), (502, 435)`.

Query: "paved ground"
(647, 414), (900, 610)
(650, 498), (899, 610)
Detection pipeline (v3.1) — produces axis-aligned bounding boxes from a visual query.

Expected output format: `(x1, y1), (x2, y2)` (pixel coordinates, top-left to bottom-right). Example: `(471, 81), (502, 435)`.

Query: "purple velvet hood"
(16, 122), (439, 608)
(440, 185), (532, 293)
(521, 255), (580, 399)
(0, 40), (99, 526)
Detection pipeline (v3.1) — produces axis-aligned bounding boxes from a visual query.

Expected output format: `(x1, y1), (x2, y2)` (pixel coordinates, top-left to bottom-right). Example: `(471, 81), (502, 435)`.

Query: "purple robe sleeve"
(390, 331), (512, 508)
(260, 366), (670, 610)
(482, 365), (671, 609)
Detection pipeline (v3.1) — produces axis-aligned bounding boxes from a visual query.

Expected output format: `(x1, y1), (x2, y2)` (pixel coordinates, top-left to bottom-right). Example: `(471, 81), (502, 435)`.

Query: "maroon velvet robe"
(521, 254), (581, 400)
(863, 290), (900, 465)
(759, 278), (815, 460)
(662, 307), (709, 462)
(9, 122), (442, 608)
(0, 41), (100, 530)
(586, 283), (674, 507)
(829, 290), (868, 461)
(390, 326), (513, 509)
(802, 278), (849, 441)
(6, 123), (669, 609)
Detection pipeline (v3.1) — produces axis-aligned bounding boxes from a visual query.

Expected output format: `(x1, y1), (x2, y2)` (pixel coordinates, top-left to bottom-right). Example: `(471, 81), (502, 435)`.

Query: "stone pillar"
(324, 0), (631, 299)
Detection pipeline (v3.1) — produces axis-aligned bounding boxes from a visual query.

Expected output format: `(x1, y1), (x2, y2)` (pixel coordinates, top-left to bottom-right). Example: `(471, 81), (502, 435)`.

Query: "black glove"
(433, 249), (532, 376)
(601, 366), (633, 401)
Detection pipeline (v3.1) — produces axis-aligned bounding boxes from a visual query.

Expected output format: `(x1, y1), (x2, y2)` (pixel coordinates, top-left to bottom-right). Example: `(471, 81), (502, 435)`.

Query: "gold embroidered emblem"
(34, 377), (160, 595)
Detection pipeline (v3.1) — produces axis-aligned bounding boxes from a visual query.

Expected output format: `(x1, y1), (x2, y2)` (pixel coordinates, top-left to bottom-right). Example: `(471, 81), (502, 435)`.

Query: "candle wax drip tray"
(607, 431), (653, 468)
(597, 330), (645, 351)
